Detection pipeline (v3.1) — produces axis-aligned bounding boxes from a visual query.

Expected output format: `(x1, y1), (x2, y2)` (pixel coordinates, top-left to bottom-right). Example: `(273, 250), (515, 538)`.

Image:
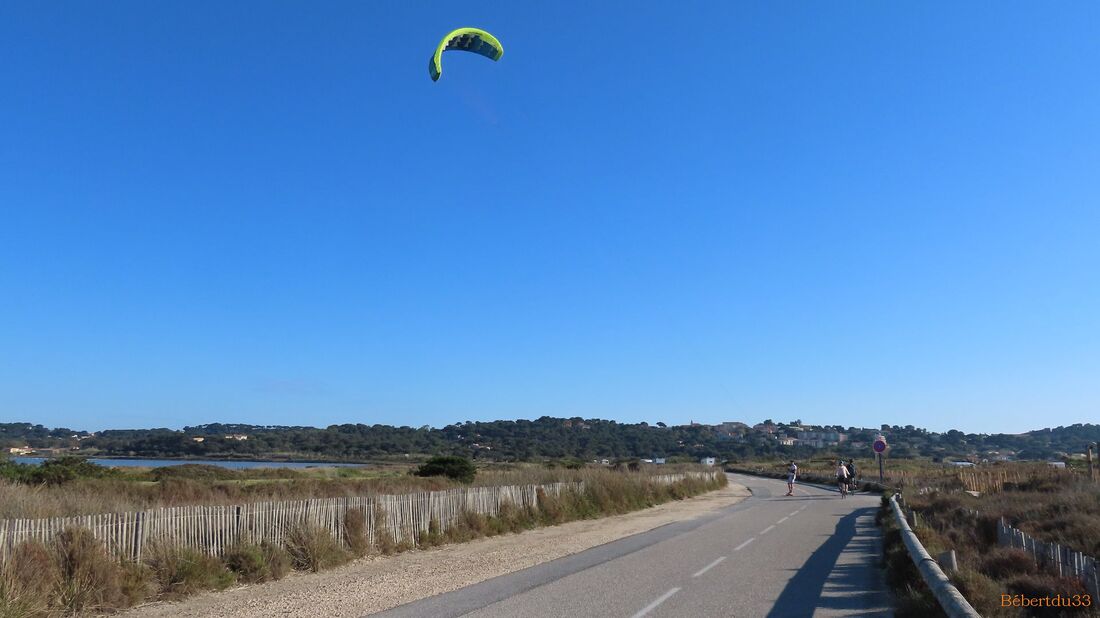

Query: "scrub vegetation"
(879, 471), (1098, 617)
(0, 460), (725, 617)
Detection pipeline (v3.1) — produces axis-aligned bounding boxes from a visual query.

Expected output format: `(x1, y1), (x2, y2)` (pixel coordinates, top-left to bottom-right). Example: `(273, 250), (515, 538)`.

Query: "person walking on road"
(786, 460), (798, 496)
(845, 459), (857, 493)
(836, 459), (850, 498)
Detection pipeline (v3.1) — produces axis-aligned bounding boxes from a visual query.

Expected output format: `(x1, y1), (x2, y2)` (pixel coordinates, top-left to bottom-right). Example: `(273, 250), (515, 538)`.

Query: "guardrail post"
(938, 550), (958, 573)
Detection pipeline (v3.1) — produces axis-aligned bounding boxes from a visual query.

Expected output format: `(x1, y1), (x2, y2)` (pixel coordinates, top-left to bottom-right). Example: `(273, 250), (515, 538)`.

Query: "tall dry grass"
(0, 462), (719, 520)
(0, 474), (458, 520)
(1, 468), (725, 616)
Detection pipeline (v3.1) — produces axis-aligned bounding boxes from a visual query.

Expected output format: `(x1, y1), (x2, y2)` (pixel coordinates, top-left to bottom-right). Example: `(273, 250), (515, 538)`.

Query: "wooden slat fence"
(0, 472), (718, 563)
(997, 517), (1099, 600)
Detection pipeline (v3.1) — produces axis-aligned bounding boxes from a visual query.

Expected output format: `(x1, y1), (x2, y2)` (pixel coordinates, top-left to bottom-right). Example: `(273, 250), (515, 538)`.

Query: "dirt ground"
(120, 481), (749, 618)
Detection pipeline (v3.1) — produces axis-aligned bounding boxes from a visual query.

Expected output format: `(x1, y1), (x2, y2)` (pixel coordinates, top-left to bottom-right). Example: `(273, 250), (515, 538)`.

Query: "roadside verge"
(120, 481), (749, 618)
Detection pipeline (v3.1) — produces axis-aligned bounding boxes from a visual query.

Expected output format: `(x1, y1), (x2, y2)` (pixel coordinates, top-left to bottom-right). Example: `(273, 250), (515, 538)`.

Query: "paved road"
(374, 473), (892, 618)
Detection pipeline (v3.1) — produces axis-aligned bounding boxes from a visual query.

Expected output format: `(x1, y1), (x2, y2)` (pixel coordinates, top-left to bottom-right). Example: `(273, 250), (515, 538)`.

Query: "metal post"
(878, 452), (885, 483)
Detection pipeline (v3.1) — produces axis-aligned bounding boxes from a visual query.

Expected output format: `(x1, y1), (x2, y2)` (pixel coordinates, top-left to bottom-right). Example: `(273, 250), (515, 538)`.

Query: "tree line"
(1, 419), (1097, 463)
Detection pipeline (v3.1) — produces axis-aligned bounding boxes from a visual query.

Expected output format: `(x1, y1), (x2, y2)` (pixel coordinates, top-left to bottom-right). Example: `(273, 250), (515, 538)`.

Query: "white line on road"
(630, 587), (681, 618)
(776, 516), (789, 524)
(692, 556), (726, 578)
(761, 525), (776, 535)
(734, 538), (755, 551)
(789, 511), (799, 517)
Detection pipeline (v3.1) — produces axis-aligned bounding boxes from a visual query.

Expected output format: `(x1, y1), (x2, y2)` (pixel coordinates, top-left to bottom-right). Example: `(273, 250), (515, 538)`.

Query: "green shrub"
(145, 543), (235, 600)
(979, 547), (1037, 580)
(0, 457), (119, 486)
(220, 541), (291, 585)
(950, 567), (1001, 615)
(285, 522), (348, 572)
(415, 456), (476, 484)
(417, 518), (445, 547)
(223, 543), (269, 583)
(152, 464), (235, 483)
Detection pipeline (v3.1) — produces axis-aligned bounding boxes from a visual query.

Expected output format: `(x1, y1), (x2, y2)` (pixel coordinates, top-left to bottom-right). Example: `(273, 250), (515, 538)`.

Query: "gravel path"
(120, 482), (749, 618)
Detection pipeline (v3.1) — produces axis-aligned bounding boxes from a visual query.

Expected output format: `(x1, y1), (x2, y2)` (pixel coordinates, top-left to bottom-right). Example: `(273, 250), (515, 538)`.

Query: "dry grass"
(888, 467), (1100, 617)
(52, 527), (130, 614)
(905, 476), (1100, 559)
(0, 474), (457, 520)
(0, 467), (725, 616)
(343, 507), (370, 557)
(0, 529), (155, 617)
(0, 542), (55, 618)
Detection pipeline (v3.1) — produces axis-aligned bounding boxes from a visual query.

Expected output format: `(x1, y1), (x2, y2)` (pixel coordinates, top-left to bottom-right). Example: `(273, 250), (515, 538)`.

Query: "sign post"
(873, 436), (888, 483)
(1088, 442), (1096, 482)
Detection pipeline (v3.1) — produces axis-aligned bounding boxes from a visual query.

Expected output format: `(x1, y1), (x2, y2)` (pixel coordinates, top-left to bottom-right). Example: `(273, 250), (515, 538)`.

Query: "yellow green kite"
(429, 27), (504, 82)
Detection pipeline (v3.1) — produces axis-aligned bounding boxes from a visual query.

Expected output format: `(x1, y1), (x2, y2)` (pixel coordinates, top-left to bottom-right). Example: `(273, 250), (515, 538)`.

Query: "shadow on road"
(766, 507), (889, 617)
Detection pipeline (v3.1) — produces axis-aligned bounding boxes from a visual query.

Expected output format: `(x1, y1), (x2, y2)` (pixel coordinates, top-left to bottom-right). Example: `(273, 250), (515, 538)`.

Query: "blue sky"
(2, 2), (1098, 434)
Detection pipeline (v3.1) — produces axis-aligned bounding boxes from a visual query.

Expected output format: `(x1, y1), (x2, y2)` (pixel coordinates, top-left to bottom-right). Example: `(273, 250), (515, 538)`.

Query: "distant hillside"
(2, 419), (1097, 463)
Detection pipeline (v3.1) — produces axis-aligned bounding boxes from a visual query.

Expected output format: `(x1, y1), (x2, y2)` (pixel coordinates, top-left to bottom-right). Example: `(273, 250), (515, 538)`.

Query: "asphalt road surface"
(374, 473), (892, 618)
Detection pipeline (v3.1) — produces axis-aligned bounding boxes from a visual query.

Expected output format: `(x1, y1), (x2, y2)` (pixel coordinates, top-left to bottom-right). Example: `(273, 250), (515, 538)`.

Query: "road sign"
(874, 436), (888, 482)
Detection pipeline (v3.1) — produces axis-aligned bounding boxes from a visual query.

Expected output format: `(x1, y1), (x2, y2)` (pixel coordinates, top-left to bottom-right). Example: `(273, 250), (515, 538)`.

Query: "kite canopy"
(429, 27), (503, 82)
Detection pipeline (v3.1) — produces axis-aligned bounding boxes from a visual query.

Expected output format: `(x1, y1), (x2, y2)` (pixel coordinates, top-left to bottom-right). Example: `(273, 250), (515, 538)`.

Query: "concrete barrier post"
(938, 550), (958, 573)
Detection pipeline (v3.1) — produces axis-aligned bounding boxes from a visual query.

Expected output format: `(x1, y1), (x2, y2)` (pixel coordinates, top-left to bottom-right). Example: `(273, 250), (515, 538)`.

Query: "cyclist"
(836, 459), (850, 498)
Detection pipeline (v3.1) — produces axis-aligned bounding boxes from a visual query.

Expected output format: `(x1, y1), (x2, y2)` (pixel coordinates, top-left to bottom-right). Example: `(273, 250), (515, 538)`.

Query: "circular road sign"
(873, 438), (888, 453)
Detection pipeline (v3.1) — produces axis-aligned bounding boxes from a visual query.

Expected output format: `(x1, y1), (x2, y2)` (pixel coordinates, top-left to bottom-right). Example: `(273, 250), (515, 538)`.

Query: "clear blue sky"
(2, 2), (1098, 434)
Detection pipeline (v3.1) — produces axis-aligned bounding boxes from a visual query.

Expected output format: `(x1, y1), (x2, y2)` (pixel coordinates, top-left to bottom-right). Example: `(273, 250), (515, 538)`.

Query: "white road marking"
(692, 556), (726, 578)
(776, 516), (789, 524)
(734, 538), (755, 551)
(631, 587), (681, 618)
(761, 525), (776, 535)
(789, 511), (799, 517)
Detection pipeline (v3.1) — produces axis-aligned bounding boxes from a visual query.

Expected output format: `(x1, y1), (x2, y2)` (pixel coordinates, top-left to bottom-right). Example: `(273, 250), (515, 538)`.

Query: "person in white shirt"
(786, 461), (798, 496)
